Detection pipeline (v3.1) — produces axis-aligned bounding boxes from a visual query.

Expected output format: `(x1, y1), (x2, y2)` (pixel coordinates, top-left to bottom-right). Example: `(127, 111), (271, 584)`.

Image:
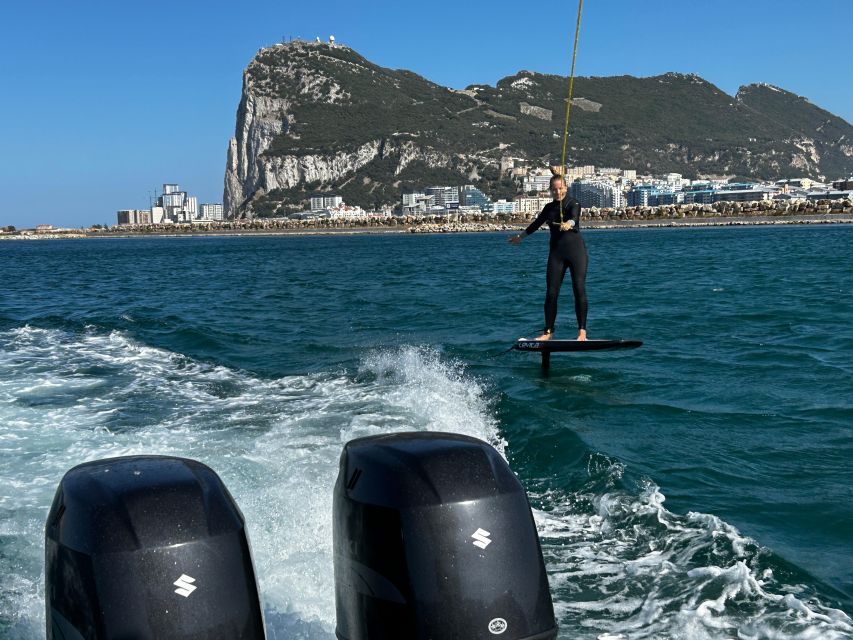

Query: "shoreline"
(581, 213), (853, 229)
(3, 213), (853, 240)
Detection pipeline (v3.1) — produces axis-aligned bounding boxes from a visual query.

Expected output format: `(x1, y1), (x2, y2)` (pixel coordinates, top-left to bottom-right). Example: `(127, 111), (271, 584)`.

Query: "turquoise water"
(1, 227), (851, 638)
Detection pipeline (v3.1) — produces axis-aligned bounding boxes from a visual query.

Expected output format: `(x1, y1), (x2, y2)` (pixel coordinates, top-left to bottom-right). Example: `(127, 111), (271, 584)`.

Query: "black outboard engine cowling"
(334, 432), (557, 640)
(45, 455), (265, 639)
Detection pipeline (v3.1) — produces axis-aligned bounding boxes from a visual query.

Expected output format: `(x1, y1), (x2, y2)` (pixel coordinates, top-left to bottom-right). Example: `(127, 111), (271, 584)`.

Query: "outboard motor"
(45, 455), (265, 639)
(334, 432), (556, 640)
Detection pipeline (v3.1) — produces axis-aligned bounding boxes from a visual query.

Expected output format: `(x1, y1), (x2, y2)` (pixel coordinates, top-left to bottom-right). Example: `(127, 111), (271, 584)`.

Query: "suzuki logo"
(488, 618), (508, 634)
(173, 574), (197, 597)
(471, 528), (492, 549)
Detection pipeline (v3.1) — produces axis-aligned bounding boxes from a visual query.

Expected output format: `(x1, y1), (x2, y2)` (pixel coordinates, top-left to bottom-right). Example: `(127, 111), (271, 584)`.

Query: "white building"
(199, 203), (224, 221)
(514, 196), (551, 214)
(665, 173), (684, 187)
(523, 172), (552, 194)
(326, 205), (368, 220)
(491, 199), (517, 214)
(186, 196), (198, 217)
(564, 167), (586, 182)
(116, 209), (152, 225)
(572, 180), (625, 209)
(161, 192), (184, 208)
(310, 194), (343, 211)
(424, 186), (459, 208)
(402, 192), (424, 208)
(714, 188), (774, 203)
(401, 192), (435, 214)
(118, 181), (206, 225)
(154, 184), (198, 222)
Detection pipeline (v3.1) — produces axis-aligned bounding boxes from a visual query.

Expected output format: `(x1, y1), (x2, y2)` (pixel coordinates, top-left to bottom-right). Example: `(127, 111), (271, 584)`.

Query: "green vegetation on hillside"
(237, 43), (852, 214)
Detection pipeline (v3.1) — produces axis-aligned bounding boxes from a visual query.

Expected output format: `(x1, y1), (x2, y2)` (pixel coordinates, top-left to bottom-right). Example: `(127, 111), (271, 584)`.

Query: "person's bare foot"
(534, 330), (553, 341)
(576, 329), (587, 341)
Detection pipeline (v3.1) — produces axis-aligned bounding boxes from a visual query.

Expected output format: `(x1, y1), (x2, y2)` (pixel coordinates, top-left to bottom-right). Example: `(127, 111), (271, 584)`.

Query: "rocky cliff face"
(734, 83), (852, 179)
(223, 42), (469, 218)
(224, 93), (285, 216)
(224, 42), (852, 218)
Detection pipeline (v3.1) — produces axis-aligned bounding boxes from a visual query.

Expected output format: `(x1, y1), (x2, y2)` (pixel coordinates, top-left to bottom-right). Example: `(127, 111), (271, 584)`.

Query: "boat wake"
(533, 466), (852, 638)
(0, 327), (849, 639)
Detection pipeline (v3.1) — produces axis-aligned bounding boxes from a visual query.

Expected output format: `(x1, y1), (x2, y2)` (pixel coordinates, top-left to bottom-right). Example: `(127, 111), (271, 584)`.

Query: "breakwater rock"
(584, 197), (853, 221)
(0, 232), (87, 241)
(408, 223), (514, 234)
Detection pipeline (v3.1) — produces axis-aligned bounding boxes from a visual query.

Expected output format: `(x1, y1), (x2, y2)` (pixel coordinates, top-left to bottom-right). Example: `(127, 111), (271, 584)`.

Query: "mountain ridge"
(224, 42), (852, 218)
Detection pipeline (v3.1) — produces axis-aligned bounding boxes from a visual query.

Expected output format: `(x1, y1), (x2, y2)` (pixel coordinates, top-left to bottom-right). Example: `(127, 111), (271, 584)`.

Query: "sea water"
(0, 226), (851, 639)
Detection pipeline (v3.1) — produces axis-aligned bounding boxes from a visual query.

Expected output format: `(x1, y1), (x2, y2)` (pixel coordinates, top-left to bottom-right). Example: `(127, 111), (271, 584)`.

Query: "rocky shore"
(0, 232), (89, 240)
(586, 196), (853, 222)
(409, 223), (515, 234)
(3, 198), (851, 240)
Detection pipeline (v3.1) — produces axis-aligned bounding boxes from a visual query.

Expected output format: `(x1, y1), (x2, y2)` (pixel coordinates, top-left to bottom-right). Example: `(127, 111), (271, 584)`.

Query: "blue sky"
(0, 0), (848, 229)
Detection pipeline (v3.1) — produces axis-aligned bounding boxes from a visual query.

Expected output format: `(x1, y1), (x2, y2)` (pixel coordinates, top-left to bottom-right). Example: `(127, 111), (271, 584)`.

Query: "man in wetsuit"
(509, 174), (588, 341)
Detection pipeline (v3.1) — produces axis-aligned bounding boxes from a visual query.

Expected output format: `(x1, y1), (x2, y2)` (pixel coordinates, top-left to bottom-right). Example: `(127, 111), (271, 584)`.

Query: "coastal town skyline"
(0, 0), (849, 230)
(102, 168), (852, 232)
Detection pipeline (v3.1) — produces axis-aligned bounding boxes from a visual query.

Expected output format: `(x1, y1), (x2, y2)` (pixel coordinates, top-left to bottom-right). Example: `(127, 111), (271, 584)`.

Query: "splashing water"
(1, 326), (851, 639)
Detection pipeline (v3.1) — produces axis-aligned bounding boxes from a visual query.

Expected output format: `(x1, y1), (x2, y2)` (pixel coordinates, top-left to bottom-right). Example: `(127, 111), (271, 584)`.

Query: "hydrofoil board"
(514, 338), (642, 352)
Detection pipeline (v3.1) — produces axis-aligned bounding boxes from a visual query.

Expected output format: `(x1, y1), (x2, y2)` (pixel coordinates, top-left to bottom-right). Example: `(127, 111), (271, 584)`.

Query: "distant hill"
(224, 42), (853, 217)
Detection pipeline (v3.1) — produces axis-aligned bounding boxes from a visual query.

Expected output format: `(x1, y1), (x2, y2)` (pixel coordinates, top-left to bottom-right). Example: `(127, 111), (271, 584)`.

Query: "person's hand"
(509, 234), (523, 245)
(549, 165), (564, 176)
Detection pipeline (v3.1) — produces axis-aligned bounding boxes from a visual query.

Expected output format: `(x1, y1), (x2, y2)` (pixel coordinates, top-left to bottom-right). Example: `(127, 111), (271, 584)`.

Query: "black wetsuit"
(523, 197), (588, 333)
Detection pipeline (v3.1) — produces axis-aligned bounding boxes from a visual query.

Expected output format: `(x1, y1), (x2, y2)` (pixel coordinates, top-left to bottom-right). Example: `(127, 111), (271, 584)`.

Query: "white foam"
(0, 330), (502, 638)
(2, 328), (851, 638)
(534, 480), (853, 639)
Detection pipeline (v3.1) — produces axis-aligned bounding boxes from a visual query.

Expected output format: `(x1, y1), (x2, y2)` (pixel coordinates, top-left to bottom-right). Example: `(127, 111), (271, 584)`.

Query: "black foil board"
(514, 339), (643, 352)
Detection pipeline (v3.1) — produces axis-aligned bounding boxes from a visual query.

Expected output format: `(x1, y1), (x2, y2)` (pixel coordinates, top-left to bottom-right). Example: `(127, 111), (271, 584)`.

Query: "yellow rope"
(559, 0), (584, 222)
